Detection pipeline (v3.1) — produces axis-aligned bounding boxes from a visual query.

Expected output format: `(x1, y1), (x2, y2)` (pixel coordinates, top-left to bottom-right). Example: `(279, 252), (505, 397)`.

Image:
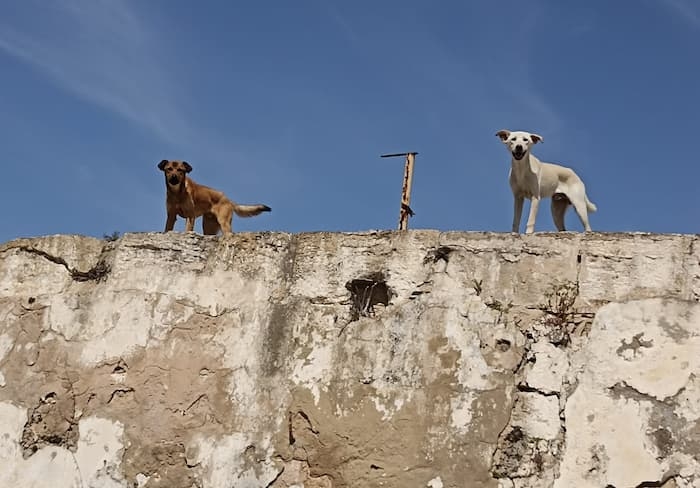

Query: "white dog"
(496, 129), (597, 234)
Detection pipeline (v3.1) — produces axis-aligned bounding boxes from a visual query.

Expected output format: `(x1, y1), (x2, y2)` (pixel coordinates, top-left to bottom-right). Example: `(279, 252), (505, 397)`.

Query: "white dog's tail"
(585, 196), (597, 213)
(233, 204), (272, 217)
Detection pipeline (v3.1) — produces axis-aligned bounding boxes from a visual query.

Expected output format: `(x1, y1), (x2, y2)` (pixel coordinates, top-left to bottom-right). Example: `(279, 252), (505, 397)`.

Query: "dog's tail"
(585, 195), (597, 213)
(233, 204), (272, 217)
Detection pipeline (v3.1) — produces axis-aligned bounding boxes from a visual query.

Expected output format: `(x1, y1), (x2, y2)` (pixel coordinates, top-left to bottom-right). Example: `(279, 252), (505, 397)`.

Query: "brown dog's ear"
(495, 130), (510, 141)
(182, 161), (193, 173)
(158, 159), (169, 171)
(530, 133), (544, 144)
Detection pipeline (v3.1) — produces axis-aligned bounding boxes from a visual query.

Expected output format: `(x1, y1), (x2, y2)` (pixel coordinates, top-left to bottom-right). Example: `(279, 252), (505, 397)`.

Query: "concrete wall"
(0, 231), (698, 488)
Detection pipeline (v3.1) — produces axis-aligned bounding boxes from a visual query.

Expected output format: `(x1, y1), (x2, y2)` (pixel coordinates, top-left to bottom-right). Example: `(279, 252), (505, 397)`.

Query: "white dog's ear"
(530, 133), (544, 144)
(495, 130), (510, 141)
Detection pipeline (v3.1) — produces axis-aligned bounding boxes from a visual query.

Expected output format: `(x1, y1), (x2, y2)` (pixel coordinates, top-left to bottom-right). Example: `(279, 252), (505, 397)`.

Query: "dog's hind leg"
(550, 194), (569, 231)
(215, 202), (235, 234)
(202, 213), (220, 235)
(569, 193), (592, 231)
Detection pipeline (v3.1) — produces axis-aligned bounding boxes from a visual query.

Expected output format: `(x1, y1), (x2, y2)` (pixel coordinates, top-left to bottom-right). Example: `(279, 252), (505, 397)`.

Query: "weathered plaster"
(0, 231), (698, 487)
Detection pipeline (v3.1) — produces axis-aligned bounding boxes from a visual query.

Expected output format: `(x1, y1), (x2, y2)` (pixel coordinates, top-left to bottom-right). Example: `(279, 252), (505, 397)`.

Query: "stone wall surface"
(0, 230), (698, 488)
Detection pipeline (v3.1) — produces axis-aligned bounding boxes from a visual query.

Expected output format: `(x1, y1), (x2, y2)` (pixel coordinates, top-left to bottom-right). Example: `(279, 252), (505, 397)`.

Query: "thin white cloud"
(658, 0), (700, 28)
(317, 2), (361, 47)
(0, 0), (284, 191)
(0, 0), (193, 145)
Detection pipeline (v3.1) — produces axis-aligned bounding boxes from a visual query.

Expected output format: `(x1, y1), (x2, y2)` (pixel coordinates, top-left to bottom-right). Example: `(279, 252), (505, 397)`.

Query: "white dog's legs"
(551, 197), (568, 231)
(569, 192), (592, 231)
(512, 196), (524, 233)
(525, 197), (540, 234)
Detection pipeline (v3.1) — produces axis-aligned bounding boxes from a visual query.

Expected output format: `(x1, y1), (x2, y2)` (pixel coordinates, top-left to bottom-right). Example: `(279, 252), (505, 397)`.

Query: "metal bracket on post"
(380, 152), (418, 230)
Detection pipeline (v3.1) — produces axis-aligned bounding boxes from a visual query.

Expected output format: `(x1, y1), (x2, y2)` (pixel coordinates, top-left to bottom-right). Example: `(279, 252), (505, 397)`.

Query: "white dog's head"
(495, 130), (543, 161)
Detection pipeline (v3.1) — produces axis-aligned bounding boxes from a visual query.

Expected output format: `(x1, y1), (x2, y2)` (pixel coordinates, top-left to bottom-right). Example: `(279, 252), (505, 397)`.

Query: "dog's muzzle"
(168, 176), (180, 185)
(512, 150), (526, 160)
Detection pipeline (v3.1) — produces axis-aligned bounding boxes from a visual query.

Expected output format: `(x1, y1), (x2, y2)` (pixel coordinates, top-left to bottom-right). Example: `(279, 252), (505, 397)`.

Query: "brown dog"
(158, 159), (271, 235)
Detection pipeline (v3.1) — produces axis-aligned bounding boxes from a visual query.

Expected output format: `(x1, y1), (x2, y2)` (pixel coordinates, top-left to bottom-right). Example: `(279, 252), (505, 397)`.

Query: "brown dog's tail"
(232, 204), (272, 217)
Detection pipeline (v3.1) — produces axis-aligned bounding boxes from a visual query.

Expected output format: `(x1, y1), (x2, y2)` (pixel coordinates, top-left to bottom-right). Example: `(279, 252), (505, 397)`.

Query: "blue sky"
(1, 0), (698, 242)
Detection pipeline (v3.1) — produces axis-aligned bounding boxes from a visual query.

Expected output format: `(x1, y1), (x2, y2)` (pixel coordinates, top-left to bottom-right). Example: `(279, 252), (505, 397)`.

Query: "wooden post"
(380, 152), (418, 230)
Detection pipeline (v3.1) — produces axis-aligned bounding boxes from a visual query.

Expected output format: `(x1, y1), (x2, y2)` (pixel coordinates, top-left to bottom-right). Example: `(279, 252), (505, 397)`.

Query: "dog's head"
(495, 130), (543, 160)
(158, 160), (192, 189)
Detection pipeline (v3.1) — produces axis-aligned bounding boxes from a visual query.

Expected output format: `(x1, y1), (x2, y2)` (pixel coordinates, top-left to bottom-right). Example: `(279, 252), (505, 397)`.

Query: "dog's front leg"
(525, 197), (540, 234)
(512, 196), (524, 233)
(164, 212), (177, 232)
(185, 217), (195, 232)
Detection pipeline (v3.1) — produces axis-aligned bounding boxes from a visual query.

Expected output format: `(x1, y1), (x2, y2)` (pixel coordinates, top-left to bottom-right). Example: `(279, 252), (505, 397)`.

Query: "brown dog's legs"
(185, 217), (195, 232)
(215, 203), (235, 234)
(165, 212), (177, 232)
(202, 214), (220, 235)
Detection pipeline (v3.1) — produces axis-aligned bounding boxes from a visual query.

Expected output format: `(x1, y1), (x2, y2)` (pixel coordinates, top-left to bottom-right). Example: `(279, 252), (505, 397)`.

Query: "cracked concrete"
(0, 231), (698, 487)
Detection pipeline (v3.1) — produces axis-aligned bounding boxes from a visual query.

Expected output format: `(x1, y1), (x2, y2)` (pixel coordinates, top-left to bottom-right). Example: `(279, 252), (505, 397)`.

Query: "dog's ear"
(495, 130), (510, 141)
(158, 159), (169, 171)
(182, 161), (193, 173)
(530, 133), (544, 144)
